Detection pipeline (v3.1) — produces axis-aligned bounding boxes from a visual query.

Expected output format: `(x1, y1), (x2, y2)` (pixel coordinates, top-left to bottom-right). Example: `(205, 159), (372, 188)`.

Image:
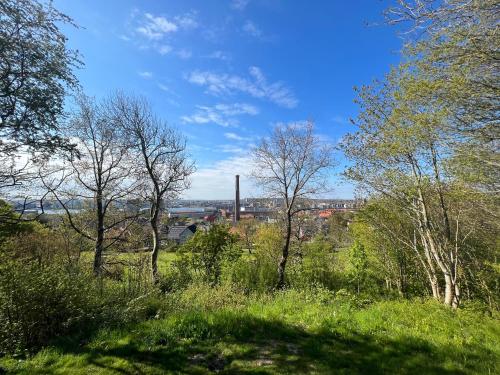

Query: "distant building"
(167, 224), (197, 244)
(168, 207), (218, 220)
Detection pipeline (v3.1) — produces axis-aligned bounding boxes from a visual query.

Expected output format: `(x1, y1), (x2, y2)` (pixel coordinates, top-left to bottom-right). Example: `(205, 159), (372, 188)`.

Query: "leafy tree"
(386, 0), (499, 220)
(327, 211), (354, 250)
(180, 225), (240, 285)
(235, 219), (258, 253)
(348, 241), (367, 294)
(290, 235), (338, 290)
(351, 201), (428, 298)
(342, 59), (500, 307)
(0, 200), (35, 242)
(0, 0), (81, 188)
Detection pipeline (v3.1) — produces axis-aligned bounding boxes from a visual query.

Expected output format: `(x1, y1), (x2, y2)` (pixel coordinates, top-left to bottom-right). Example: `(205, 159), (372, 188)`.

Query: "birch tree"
(342, 67), (480, 307)
(386, 0), (499, 197)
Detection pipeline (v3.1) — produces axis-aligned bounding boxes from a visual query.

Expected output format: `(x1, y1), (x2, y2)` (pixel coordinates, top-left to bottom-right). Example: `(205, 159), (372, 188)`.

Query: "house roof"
(167, 224), (196, 240)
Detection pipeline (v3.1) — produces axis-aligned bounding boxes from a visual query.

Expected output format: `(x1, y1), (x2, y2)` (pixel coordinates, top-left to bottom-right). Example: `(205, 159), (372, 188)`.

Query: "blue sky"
(54, 0), (403, 200)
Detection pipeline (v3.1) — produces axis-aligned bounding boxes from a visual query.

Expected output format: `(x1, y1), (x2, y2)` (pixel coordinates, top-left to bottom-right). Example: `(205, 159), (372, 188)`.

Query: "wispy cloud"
(124, 10), (199, 56)
(136, 13), (178, 40)
(231, 0), (250, 11)
(157, 83), (178, 96)
(217, 144), (246, 154)
(242, 20), (262, 37)
(174, 11), (199, 30)
(156, 83), (181, 106)
(207, 50), (231, 61)
(158, 45), (172, 55)
(138, 71), (153, 79)
(186, 67), (298, 108)
(224, 132), (251, 141)
(134, 11), (198, 40)
(176, 49), (192, 59)
(181, 103), (259, 127)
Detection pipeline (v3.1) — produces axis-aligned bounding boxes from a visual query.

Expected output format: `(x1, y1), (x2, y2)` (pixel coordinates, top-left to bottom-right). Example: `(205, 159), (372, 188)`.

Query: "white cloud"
(218, 103), (259, 116)
(231, 0), (250, 11)
(186, 67), (298, 108)
(224, 132), (251, 141)
(207, 50), (231, 61)
(176, 48), (192, 59)
(136, 13), (178, 40)
(242, 20), (262, 37)
(174, 11), (199, 29)
(158, 45), (172, 55)
(138, 71), (153, 79)
(217, 144), (246, 154)
(183, 155), (258, 200)
(157, 83), (177, 95)
(181, 103), (259, 127)
(128, 11), (199, 57)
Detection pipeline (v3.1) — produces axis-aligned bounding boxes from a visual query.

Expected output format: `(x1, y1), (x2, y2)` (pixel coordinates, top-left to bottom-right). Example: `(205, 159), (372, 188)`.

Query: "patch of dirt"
(189, 353), (228, 372)
(254, 358), (274, 367)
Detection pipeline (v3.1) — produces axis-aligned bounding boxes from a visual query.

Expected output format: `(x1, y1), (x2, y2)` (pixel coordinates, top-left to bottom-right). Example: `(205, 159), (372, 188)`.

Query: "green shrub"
(223, 224), (281, 293)
(0, 259), (99, 353)
(159, 255), (195, 293)
(0, 253), (159, 354)
(176, 282), (248, 311)
(288, 236), (341, 290)
(222, 255), (276, 293)
(177, 224), (240, 286)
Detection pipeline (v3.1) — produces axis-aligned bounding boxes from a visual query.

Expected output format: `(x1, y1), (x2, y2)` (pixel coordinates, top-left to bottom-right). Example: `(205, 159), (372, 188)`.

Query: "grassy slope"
(1, 290), (498, 375)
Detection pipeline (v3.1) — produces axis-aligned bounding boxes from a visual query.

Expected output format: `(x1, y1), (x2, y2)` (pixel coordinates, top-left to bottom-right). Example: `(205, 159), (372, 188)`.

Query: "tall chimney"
(234, 175), (241, 223)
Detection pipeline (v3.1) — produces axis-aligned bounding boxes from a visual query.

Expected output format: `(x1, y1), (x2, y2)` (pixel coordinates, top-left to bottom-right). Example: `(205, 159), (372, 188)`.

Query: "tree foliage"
(0, 0), (80, 155)
(180, 225), (240, 285)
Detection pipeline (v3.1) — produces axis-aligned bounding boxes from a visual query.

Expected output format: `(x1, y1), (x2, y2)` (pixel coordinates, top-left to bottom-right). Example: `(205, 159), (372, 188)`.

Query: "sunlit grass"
(2, 289), (498, 374)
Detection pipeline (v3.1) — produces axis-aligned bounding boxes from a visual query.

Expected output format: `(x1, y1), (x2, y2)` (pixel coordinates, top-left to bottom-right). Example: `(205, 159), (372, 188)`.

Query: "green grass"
(80, 249), (179, 275)
(1, 289), (498, 374)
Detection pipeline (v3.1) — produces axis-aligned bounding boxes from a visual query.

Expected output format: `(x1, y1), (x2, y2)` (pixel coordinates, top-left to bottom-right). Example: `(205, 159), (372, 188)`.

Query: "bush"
(223, 224), (281, 293)
(121, 291), (176, 323)
(0, 259), (99, 353)
(177, 224), (240, 286)
(176, 282), (248, 311)
(288, 236), (341, 290)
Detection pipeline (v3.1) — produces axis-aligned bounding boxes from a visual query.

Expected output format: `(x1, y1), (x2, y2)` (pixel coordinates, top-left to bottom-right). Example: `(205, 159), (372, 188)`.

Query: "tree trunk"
(150, 196), (164, 284)
(453, 282), (460, 309)
(276, 214), (292, 289)
(93, 195), (104, 276)
(444, 273), (454, 306)
(150, 206), (161, 284)
(430, 276), (440, 300)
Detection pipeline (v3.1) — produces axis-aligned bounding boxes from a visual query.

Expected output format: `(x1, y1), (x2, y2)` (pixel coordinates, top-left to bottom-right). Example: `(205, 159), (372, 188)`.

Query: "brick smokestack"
(234, 175), (241, 223)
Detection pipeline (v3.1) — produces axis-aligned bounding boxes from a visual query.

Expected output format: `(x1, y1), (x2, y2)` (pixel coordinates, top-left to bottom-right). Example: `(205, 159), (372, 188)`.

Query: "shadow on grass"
(8, 312), (489, 375)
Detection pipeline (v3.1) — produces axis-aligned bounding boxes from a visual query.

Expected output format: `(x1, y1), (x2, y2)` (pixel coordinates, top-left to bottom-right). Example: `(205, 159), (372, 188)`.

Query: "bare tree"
(252, 122), (334, 289)
(111, 94), (194, 282)
(42, 94), (139, 276)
